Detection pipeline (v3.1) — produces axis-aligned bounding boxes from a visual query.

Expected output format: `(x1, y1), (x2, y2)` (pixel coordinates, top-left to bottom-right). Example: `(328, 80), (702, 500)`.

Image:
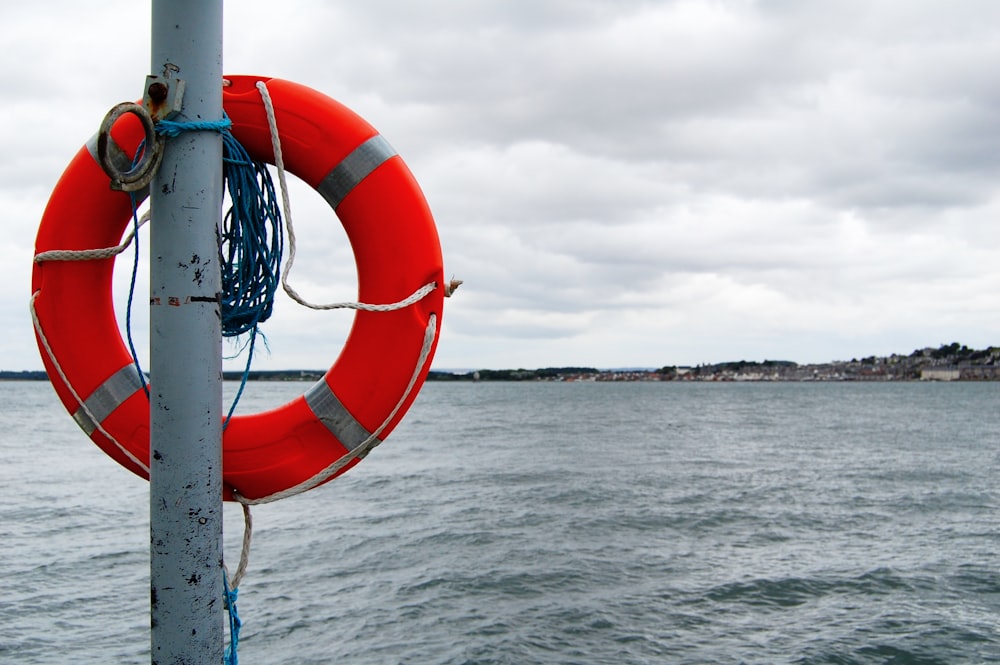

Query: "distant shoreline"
(7, 343), (998, 382)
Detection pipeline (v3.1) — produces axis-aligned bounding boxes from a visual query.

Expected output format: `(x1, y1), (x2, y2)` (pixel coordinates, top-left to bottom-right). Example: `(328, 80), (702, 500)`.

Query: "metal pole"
(148, 1), (224, 662)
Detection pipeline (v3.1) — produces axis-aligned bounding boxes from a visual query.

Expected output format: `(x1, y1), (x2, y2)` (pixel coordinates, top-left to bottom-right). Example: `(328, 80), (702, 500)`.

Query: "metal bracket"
(94, 76), (185, 192)
(96, 102), (163, 192)
(143, 75), (185, 123)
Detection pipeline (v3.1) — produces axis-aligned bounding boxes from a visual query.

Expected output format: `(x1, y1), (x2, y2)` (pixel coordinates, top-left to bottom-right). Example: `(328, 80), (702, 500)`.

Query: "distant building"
(920, 366), (960, 381)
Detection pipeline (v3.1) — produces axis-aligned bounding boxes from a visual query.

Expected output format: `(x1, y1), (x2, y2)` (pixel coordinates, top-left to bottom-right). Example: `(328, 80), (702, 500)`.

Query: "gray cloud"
(5, 1), (1000, 371)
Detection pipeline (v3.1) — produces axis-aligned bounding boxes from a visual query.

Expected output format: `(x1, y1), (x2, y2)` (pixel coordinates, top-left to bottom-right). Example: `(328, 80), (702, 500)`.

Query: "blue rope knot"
(155, 116), (233, 137)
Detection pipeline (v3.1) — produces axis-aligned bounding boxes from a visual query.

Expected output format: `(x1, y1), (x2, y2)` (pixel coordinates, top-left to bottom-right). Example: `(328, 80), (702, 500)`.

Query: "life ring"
(31, 75), (444, 501)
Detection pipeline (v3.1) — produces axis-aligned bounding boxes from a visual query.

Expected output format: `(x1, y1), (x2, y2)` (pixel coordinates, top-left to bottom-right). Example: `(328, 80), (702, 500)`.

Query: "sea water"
(1, 380), (998, 664)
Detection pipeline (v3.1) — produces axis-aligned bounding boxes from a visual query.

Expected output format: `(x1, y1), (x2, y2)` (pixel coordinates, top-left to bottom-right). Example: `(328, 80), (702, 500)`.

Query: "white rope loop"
(254, 80), (451, 312)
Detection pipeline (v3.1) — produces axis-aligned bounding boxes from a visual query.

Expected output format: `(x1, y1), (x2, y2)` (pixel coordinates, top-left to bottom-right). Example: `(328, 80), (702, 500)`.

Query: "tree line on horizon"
(4, 343), (996, 382)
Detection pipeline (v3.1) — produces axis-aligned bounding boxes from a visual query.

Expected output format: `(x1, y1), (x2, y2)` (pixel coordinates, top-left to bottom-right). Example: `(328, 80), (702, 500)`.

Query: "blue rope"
(156, 116), (232, 137)
(151, 116), (283, 345)
(223, 574), (243, 665)
(121, 117), (284, 424)
(222, 324), (265, 426)
(218, 130), (283, 339)
(125, 145), (150, 396)
(217, 129), (283, 425)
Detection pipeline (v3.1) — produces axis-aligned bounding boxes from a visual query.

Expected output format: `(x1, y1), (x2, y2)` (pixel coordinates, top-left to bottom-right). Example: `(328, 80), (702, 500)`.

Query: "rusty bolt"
(148, 82), (169, 104)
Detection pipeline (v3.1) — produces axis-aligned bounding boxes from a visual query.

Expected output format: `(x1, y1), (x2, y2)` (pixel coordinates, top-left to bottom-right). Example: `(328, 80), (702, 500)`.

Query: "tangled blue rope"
(218, 126), (284, 424)
(219, 130), (283, 338)
(123, 117), (284, 419)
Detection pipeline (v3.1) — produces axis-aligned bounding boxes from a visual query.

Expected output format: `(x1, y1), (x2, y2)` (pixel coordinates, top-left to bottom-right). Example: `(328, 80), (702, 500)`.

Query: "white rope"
(217, 84), (451, 591)
(31, 211), (152, 474)
(33, 211), (150, 263)
(254, 81), (300, 306)
(28, 291), (150, 474)
(290, 281), (438, 312)
(224, 313), (437, 595)
(234, 312), (438, 507)
(224, 501), (253, 591)
(254, 80), (446, 312)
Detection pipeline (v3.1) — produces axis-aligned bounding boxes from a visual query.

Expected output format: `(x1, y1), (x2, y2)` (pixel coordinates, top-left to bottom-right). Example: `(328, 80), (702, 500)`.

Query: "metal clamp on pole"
(95, 102), (163, 192)
(143, 74), (185, 122)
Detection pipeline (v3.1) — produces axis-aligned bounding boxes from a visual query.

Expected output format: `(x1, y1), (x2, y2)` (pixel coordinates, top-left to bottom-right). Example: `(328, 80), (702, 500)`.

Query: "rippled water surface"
(2, 380), (999, 663)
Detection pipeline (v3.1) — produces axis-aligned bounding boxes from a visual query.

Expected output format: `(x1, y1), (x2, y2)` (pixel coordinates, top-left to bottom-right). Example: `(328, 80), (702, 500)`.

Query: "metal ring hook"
(96, 102), (164, 192)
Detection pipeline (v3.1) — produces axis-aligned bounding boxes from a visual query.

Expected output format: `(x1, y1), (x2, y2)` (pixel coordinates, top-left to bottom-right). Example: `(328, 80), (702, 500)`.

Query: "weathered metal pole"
(148, 1), (224, 662)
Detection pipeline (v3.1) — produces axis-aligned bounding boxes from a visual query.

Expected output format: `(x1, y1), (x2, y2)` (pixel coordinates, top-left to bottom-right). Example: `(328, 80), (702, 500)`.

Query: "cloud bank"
(5, 1), (1000, 370)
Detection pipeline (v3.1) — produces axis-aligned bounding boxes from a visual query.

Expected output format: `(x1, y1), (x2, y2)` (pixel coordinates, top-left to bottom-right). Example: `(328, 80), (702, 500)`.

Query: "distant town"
(426, 342), (1000, 382)
(4, 343), (998, 383)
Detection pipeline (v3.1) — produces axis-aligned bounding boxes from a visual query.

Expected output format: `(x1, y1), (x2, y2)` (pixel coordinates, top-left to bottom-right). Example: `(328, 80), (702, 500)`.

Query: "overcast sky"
(5, 1), (1000, 371)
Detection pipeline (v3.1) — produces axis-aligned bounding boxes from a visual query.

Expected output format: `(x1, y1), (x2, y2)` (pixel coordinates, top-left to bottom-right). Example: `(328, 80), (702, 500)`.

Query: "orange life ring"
(31, 75), (444, 502)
